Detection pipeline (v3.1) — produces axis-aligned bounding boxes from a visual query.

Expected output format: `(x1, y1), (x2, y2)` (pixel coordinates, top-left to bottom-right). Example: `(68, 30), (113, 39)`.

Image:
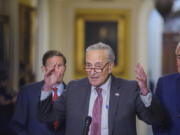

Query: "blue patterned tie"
(90, 87), (102, 135)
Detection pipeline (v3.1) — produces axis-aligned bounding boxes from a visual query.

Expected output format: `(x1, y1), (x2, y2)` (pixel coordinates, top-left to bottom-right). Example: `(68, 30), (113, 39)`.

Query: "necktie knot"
(96, 87), (102, 96)
(52, 87), (58, 102)
(53, 87), (58, 93)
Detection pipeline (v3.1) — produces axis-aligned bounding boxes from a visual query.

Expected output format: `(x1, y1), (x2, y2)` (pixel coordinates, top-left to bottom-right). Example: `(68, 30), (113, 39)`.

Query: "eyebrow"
(85, 62), (105, 66)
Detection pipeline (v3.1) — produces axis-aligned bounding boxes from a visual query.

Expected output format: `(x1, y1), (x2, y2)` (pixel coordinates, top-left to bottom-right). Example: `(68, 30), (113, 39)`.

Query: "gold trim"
(74, 9), (130, 79)
(19, 0), (33, 6)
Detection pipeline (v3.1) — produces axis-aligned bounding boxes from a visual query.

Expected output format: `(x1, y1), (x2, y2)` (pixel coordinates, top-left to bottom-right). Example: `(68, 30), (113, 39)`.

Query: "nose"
(54, 64), (60, 71)
(89, 68), (96, 75)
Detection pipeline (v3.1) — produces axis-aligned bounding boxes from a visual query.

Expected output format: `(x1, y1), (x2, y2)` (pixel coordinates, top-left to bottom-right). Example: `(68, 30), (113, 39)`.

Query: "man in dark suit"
(11, 50), (66, 135)
(152, 42), (180, 135)
(37, 42), (165, 135)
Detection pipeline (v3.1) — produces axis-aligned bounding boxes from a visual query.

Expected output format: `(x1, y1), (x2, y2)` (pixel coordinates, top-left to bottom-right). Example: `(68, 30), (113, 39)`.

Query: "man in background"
(152, 42), (180, 135)
(11, 50), (66, 135)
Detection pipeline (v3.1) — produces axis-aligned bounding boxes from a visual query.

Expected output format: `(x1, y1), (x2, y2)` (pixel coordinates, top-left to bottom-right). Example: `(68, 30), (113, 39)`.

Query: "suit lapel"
(81, 79), (92, 118)
(84, 86), (91, 117)
(35, 81), (44, 98)
(108, 76), (122, 135)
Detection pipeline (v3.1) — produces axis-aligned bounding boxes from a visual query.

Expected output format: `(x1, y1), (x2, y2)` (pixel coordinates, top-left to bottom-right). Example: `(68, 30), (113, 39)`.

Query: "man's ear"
(108, 62), (114, 73)
(41, 66), (46, 74)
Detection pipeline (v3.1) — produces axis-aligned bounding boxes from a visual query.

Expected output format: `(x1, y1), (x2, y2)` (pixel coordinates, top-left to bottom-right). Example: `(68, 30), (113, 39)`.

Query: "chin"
(90, 83), (98, 87)
(90, 81), (99, 87)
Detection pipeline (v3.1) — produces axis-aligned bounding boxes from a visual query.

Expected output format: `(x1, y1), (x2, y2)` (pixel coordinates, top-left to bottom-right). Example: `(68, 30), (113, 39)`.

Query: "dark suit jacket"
(152, 73), (180, 135)
(11, 81), (65, 135)
(38, 75), (165, 135)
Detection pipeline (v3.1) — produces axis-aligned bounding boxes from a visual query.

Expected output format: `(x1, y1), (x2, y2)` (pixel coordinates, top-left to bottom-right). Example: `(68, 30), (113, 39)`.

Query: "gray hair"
(175, 42), (180, 55)
(86, 42), (115, 62)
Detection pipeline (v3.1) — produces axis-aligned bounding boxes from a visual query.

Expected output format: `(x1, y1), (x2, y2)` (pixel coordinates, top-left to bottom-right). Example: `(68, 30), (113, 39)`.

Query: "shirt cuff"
(140, 92), (152, 107)
(40, 90), (52, 101)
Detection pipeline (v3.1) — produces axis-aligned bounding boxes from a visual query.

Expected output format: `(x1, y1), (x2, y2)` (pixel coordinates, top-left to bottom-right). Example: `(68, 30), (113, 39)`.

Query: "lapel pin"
(106, 105), (109, 109)
(115, 93), (120, 96)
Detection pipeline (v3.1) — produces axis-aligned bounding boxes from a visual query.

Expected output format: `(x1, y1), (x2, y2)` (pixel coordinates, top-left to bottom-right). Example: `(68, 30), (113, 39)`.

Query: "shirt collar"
(51, 82), (64, 97)
(57, 82), (64, 89)
(53, 82), (64, 92)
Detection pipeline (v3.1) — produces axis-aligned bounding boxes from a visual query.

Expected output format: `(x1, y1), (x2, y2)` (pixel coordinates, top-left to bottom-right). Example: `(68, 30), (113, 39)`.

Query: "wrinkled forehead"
(86, 50), (108, 63)
(45, 56), (64, 66)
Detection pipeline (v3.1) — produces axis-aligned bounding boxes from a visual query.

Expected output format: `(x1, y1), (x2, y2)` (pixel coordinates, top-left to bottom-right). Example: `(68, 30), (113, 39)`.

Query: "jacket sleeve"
(10, 87), (29, 135)
(37, 87), (67, 124)
(135, 81), (166, 127)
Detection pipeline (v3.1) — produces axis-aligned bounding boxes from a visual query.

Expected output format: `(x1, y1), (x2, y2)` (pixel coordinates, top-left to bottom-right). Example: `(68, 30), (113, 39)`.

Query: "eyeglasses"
(85, 62), (109, 73)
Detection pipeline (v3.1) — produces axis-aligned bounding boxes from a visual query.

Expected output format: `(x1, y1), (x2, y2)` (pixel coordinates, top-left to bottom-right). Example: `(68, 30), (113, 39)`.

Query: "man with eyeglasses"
(11, 50), (66, 135)
(37, 42), (165, 135)
(152, 42), (180, 135)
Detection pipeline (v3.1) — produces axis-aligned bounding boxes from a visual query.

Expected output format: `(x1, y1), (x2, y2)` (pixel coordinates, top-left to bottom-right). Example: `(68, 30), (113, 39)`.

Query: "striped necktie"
(90, 87), (103, 135)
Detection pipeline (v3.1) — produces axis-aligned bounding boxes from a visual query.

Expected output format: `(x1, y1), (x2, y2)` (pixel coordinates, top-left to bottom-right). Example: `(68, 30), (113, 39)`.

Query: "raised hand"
(135, 63), (149, 96)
